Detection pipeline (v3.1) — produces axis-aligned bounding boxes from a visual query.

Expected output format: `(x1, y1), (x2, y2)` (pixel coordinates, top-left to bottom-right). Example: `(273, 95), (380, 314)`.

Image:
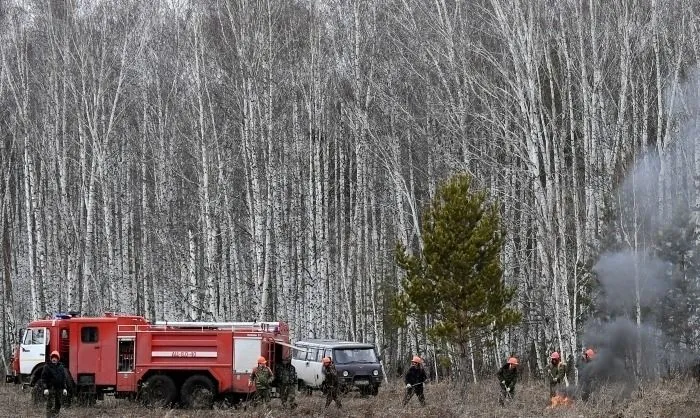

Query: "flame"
(546, 394), (573, 409)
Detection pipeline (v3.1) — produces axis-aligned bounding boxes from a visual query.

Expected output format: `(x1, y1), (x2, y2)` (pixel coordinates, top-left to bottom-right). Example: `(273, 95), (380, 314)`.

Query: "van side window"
(81, 327), (98, 343)
(294, 346), (307, 360)
(316, 349), (324, 362)
(308, 348), (317, 361)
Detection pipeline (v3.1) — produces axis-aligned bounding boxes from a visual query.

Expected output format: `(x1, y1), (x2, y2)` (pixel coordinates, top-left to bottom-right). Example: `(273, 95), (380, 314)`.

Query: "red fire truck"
(5, 312), (292, 408)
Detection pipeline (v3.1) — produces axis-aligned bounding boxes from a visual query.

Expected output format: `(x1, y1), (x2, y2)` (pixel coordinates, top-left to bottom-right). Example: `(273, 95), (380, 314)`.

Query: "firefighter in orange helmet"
(41, 351), (67, 418)
(248, 356), (274, 407)
(547, 351), (567, 398)
(579, 348), (596, 401)
(321, 357), (341, 408)
(497, 357), (519, 405)
(403, 355), (428, 406)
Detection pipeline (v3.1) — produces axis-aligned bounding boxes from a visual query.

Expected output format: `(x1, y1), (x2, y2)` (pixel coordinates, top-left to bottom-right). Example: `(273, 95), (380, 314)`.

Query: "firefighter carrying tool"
(6, 312), (292, 409)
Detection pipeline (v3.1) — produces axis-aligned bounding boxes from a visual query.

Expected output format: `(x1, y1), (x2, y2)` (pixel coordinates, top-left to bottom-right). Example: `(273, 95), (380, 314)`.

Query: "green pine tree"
(393, 173), (520, 379)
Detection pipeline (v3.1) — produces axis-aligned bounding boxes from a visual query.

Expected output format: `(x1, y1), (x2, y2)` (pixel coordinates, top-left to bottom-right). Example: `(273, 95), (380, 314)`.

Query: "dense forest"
(2, 0), (700, 382)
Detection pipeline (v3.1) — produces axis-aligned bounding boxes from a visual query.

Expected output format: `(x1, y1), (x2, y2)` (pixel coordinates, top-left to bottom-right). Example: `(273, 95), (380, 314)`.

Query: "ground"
(1, 379), (698, 417)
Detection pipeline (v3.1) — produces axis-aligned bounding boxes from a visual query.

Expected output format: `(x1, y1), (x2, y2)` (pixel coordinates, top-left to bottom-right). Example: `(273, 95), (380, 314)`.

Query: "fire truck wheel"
(180, 375), (215, 409)
(31, 379), (47, 405)
(62, 369), (75, 407)
(140, 375), (177, 408)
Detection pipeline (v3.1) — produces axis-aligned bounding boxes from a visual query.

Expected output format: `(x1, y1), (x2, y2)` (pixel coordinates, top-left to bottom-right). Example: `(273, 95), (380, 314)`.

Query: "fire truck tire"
(180, 375), (215, 409)
(76, 392), (97, 407)
(140, 375), (177, 408)
(62, 369), (75, 407)
(31, 378), (47, 405)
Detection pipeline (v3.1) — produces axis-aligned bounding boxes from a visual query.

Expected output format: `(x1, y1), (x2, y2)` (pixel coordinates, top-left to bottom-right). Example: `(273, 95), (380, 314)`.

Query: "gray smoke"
(592, 251), (670, 319)
(581, 317), (660, 380)
(570, 67), (700, 404)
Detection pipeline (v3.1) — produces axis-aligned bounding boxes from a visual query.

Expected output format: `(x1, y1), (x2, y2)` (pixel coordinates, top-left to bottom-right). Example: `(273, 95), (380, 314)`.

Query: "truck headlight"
(342, 371), (349, 377)
(373, 370), (379, 376)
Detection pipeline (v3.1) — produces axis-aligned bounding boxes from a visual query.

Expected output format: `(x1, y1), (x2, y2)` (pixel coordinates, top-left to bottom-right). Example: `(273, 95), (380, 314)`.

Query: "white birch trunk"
(193, 23), (217, 320)
(99, 160), (116, 311)
(23, 139), (39, 318)
(188, 228), (197, 320)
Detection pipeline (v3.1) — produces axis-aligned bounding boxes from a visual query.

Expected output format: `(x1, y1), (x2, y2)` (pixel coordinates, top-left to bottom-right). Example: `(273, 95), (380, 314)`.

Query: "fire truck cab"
(6, 312), (291, 408)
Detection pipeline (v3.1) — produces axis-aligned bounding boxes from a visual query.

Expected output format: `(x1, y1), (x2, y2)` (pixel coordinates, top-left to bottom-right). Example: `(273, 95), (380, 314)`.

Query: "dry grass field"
(1, 379), (699, 418)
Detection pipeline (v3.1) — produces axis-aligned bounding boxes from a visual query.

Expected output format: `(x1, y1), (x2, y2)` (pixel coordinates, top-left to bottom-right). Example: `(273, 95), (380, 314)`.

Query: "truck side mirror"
(17, 329), (24, 344)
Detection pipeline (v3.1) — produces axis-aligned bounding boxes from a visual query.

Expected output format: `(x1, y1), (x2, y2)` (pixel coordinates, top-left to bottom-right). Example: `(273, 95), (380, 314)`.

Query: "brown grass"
(1, 379), (699, 418)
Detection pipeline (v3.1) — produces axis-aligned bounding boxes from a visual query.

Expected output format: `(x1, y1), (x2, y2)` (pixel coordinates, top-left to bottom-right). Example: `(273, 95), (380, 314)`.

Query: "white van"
(292, 339), (384, 396)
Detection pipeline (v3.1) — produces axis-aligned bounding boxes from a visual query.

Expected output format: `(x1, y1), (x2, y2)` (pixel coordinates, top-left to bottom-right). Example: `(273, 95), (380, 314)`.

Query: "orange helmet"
(411, 356), (422, 364)
(257, 356), (267, 364)
(550, 352), (560, 360)
(585, 348), (595, 359)
(50, 351), (60, 360)
(507, 357), (519, 365)
(322, 357), (331, 365)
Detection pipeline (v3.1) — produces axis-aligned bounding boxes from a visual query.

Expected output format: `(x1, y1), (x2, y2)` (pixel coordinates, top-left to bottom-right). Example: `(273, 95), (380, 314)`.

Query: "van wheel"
(370, 384), (379, 396)
(140, 375), (177, 408)
(181, 375), (215, 409)
(297, 380), (311, 396)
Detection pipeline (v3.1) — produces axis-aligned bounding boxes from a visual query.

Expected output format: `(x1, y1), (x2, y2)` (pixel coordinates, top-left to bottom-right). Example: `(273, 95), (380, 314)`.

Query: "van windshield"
(333, 348), (378, 364)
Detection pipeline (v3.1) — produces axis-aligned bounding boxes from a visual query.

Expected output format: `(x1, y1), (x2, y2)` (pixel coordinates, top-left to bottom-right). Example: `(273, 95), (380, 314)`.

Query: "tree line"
(2, 0), (699, 380)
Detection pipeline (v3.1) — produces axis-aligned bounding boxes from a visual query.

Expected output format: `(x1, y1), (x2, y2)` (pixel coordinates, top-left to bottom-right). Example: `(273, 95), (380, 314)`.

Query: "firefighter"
(41, 351), (67, 418)
(547, 351), (567, 398)
(321, 357), (342, 408)
(248, 356), (274, 407)
(403, 355), (427, 407)
(497, 357), (519, 405)
(579, 348), (595, 401)
(276, 355), (297, 409)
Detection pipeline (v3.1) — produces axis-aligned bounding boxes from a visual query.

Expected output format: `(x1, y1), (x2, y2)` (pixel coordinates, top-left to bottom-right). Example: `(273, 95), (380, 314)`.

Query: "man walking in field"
(41, 351), (67, 418)
(547, 351), (567, 398)
(497, 357), (519, 405)
(276, 355), (297, 409)
(403, 356), (428, 407)
(322, 357), (342, 408)
(249, 356), (274, 407)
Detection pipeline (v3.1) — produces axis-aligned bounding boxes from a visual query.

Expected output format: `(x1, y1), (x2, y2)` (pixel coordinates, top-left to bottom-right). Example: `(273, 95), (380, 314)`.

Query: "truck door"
(77, 326), (101, 374)
(19, 328), (48, 375)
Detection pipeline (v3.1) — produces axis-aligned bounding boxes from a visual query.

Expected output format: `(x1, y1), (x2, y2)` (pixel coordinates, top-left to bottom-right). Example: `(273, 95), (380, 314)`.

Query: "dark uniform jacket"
(497, 363), (517, 391)
(41, 362), (66, 391)
(404, 365), (427, 386)
(322, 364), (339, 387)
